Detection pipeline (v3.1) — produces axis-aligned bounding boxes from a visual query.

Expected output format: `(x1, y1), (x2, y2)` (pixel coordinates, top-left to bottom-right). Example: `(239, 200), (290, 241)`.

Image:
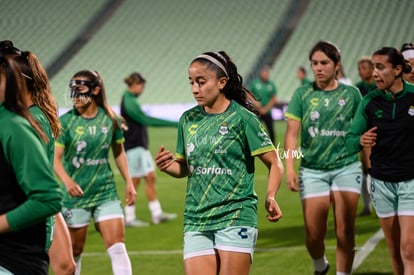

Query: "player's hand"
(265, 197), (282, 222)
(360, 126), (377, 148)
(125, 181), (136, 206)
(155, 146), (175, 171)
(65, 179), (84, 197)
(286, 170), (299, 192)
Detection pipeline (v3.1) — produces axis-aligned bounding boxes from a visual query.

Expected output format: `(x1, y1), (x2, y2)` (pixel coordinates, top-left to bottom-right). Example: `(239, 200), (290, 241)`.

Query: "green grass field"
(64, 121), (393, 275)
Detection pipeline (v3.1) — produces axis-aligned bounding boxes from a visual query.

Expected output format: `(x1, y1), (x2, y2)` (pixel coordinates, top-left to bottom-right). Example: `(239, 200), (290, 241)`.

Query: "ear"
(218, 77), (228, 90)
(394, 64), (403, 77)
(92, 86), (101, 95)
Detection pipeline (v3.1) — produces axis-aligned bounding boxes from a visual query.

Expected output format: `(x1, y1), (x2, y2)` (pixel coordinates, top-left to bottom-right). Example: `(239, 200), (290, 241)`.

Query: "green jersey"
(55, 107), (124, 208)
(176, 101), (275, 232)
(285, 82), (361, 170)
(0, 103), (62, 273)
(250, 78), (277, 114)
(29, 105), (56, 251)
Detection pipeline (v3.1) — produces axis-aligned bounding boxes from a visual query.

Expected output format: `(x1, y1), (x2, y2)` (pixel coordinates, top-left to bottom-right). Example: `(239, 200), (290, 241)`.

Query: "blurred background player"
(297, 65), (311, 86)
(121, 72), (178, 226)
(401, 42), (414, 84)
(249, 65), (278, 142)
(355, 56), (377, 217)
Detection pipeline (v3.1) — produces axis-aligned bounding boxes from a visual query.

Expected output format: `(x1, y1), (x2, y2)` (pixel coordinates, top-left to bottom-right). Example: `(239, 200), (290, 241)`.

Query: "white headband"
(402, 49), (414, 60)
(196, 54), (228, 77)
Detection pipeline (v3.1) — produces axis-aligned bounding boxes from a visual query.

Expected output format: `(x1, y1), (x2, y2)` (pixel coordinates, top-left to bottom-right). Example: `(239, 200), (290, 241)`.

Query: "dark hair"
(298, 66), (307, 74)
(400, 42), (414, 52)
(72, 70), (120, 131)
(309, 40), (341, 64)
(373, 47), (412, 76)
(191, 51), (258, 115)
(124, 72), (146, 86)
(0, 40), (61, 139)
(0, 55), (46, 140)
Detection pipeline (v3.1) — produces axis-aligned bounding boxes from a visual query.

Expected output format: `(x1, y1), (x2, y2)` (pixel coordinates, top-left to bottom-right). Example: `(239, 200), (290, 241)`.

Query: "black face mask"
(69, 80), (95, 99)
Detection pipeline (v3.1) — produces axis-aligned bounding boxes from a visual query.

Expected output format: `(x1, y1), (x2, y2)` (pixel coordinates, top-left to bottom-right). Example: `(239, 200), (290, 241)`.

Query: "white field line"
(83, 229), (384, 272)
(83, 245), (334, 257)
(352, 228), (384, 272)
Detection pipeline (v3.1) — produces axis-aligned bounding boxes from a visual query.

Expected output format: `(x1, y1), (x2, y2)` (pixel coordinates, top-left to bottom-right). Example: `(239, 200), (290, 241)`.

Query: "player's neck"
(77, 103), (99, 118)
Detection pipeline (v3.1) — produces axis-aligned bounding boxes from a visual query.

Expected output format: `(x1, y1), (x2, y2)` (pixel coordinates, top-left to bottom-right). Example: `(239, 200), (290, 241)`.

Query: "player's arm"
(155, 146), (188, 178)
(124, 98), (177, 127)
(54, 145), (84, 197)
(284, 118), (301, 192)
(258, 150), (283, 222)
(262, 95), (276, 114)
(111, 142), (136, 206)
(2, 122), (62, 233)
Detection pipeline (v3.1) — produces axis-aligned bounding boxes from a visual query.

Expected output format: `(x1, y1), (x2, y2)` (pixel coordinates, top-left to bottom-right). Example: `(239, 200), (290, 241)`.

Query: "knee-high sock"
(107, 242), (132, 275)
(74, 255), (82, 275)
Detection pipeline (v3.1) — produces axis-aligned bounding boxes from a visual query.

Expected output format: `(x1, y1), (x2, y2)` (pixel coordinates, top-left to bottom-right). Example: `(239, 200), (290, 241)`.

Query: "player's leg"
(397, 179), (414, 274)
(141, 149), (176, 224)
(125, 147), (149, 227)
(331, 191), (359, 273)
(299, 167), (331, 273)
(215, 226), (257, 275)
(62, 208), (91, 275)
(371, 178), (403, 274)
(94, 200), (132, 275)
(49, 213), (76, 275)
(183, 231), (218, 275)
(380, 216), (403, 275)
(331, 162), (361, 273)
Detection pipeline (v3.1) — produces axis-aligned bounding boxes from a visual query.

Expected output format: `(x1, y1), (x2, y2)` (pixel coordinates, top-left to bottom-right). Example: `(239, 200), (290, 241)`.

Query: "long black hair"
(191, 51), (258, 115)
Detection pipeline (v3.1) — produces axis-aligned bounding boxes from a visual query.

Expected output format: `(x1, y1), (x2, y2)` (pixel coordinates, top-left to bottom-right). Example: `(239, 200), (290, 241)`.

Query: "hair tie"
(402, 49), (414, 60)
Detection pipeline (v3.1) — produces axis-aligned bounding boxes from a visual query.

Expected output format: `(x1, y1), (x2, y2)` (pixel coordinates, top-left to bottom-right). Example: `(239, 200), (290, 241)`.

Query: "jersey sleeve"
(345, 98), (369, 154)
(175, 114), (186, 160)
(284, 88), (303, 121)
(5, 119), (63, 231)
(55, 114), (68, 148)
(124, 94), (178, 127)
(244, 114), (275, 156)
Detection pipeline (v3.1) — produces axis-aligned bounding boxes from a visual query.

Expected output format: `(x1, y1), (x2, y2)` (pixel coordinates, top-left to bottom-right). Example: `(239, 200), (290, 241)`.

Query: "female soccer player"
(0, 53), (62, 274)
(346, 47), (414, 275)
(284, 41), (362, 275)
(0, 39), (76, 275)
(155, 51), (284, 275)
(54, 70), (136, 275)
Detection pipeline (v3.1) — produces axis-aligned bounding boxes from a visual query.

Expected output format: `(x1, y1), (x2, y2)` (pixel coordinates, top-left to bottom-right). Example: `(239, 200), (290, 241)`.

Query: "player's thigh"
(183, 231), (218, 275)
(93, 200), (125, 248)
(217, 250), (251, 275)
(49, 213), (75, 270)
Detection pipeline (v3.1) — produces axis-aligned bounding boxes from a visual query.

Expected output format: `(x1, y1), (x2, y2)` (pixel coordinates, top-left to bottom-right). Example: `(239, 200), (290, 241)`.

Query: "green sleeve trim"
(284, 112), (301, 121)
(251, 145), (275, 157)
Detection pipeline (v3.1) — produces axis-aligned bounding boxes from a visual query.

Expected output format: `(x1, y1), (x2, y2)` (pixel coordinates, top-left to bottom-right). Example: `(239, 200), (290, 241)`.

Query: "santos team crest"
(408, 105), (414, 116)
(218, 123), (228, 135)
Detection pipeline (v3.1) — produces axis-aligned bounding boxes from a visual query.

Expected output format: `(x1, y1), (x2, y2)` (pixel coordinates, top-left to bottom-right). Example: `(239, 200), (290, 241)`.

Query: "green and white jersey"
(55, 107), (124, 208)
(285, 82), (361, 170)
(176, 101), (275, 232)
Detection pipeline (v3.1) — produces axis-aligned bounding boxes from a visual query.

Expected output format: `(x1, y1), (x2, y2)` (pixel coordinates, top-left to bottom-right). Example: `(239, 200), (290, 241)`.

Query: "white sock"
(148, 200), (163, 218)
(313, 256), (328, 271)
(74, 255), (82, 275)
(124, 205), (136, 223)
(337, 273), (350, 275)
(107, 242), (132, 275)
